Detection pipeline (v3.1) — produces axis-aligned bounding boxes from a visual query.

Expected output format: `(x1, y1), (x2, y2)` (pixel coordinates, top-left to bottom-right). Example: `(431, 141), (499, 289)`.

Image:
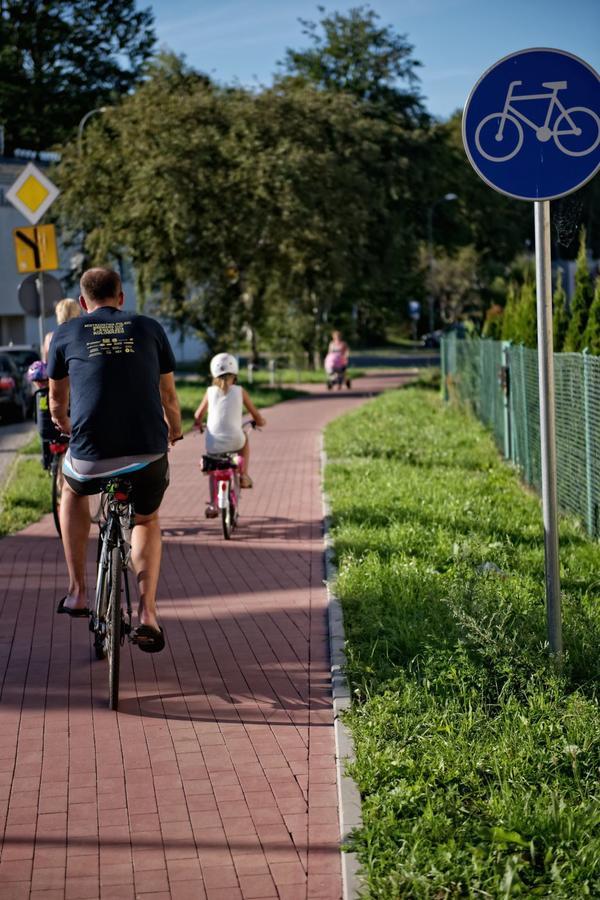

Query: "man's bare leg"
(60, 485), (91, 611)
(131, 511), (161, 631)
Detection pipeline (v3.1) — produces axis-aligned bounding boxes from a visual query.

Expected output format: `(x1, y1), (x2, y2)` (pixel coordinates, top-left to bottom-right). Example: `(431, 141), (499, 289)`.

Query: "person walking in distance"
(48, 267), (183, 653)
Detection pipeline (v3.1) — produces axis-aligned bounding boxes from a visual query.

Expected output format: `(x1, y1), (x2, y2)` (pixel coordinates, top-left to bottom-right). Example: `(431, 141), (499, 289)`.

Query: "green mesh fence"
(441, 335), (600, 538)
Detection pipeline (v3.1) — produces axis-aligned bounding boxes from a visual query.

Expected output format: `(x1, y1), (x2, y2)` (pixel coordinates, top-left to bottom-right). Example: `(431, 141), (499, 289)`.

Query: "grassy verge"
(0, 440), (52, 538)
(325, 385), (600, 898)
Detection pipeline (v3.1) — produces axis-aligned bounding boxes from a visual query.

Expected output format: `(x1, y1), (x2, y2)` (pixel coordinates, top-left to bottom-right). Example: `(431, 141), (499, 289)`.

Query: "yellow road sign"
(13, 225), (59, 273)
(5, 162), (60, 225)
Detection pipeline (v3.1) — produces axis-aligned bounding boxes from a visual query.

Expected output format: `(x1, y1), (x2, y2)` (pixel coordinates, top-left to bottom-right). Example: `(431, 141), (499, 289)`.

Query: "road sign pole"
(534, 200), (562, 657)
(37, 275), (46, 354)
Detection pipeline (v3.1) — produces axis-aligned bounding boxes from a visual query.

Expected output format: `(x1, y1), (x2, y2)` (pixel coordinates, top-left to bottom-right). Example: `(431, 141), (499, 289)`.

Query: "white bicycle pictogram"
(475, 80), (600, 162)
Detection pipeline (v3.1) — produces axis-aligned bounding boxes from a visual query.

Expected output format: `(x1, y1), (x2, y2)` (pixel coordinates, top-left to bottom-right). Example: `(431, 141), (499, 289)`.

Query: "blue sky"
(147, 0), (600, 119)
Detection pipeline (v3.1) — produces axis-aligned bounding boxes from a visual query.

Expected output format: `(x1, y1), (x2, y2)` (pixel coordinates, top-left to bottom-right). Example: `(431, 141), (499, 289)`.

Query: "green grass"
(0, 453), (52, 538)
(325, 386), (600, 898)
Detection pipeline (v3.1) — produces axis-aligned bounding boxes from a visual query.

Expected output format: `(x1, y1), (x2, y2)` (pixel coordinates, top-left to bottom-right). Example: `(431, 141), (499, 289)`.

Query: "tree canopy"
(279, 4), (425, 124)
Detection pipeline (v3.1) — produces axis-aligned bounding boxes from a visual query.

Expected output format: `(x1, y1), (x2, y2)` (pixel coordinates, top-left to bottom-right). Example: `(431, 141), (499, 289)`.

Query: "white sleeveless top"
(205, 384), (244, 454)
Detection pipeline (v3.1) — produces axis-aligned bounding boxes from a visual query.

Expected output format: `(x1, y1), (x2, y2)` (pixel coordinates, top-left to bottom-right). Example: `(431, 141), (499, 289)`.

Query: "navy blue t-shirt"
(47, 306), (176, 460)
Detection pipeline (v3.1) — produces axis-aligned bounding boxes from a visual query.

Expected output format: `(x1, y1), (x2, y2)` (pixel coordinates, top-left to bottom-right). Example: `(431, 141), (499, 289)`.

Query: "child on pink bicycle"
(193, 353), (266, 518)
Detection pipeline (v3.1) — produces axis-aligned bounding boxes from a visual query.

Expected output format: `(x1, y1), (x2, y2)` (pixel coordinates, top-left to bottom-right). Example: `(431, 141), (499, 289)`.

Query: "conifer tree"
(501, 281), (519, 341)
(564, 227), (594, 352)
(552, 268), (569, 351)
(582, 276), (600, 354)
(516, 280), (537, 348)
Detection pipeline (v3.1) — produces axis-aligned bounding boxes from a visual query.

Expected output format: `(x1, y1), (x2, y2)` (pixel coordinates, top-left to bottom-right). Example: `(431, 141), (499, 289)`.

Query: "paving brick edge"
(320, 441), (364, 900)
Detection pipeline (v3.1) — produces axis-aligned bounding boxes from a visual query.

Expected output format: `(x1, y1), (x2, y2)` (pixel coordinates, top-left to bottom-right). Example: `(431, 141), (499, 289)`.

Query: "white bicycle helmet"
(210, 352), (239, 377)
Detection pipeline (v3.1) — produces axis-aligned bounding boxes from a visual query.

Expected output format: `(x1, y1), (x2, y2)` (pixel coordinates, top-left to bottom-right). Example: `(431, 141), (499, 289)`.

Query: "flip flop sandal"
(56, 596), (89, 618)
(130, 625), (165, 654)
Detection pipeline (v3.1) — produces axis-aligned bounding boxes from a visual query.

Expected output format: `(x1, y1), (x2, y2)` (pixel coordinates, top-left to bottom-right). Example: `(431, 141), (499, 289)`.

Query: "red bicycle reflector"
(49, 442), (67, 454)
(0, 376), (15, 390)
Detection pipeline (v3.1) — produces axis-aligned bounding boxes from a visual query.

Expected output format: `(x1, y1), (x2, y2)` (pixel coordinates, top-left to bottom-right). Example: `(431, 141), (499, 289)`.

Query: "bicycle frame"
(209, 460), (240, 511)
(499, 81), (577, 138)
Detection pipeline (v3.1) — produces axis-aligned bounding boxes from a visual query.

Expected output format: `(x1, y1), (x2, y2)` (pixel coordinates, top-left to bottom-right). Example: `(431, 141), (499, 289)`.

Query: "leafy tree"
(54, 55), (392, 361)
(279, 4), (425, 123)
(279, 4), (431, 341)
(552, 268), (569, 352)
(582, 276), (600, 354)
(421, 244), (483, 326)
(0, 0), (155, 154)
(564, 228), (594, 352)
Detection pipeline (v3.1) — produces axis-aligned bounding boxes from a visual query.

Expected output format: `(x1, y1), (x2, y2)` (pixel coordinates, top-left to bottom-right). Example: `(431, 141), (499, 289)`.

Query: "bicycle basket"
(201, 454), (237, 472)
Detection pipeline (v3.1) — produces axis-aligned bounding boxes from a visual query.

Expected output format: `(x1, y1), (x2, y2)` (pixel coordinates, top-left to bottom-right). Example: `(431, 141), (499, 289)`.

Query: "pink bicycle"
(199, 420), (257, 539)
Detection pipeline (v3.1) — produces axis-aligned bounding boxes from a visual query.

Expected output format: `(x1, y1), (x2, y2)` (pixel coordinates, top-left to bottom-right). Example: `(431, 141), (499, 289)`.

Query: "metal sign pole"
(37, 275), (45, 354)
(534, 200), (562, 656)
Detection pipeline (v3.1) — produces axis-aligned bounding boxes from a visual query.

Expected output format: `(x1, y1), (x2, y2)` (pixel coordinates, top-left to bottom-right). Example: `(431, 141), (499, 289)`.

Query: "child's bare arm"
(241, 389), (266, 427)
(194, 393), (209, 427)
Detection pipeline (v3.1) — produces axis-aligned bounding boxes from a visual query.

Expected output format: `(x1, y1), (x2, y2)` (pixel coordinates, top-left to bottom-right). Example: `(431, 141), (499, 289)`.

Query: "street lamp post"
(426, 193), (458, 333)
(77, 107), (107, 156)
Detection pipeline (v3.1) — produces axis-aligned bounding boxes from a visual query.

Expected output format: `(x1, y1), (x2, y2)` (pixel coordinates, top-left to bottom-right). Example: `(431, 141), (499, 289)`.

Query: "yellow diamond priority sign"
(6, 162), (60, 225)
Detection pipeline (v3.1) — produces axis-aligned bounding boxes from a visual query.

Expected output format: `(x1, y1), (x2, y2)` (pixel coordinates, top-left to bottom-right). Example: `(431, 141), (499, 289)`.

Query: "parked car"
(0, 344), (40, 415)
(422, 329), (443, 349)
(0, 353), (29, 422)
(421, 323), (467, 349)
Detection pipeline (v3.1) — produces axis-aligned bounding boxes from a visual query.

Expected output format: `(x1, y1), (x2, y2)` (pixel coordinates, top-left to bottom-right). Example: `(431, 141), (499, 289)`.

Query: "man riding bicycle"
(48, 267), (183, 653)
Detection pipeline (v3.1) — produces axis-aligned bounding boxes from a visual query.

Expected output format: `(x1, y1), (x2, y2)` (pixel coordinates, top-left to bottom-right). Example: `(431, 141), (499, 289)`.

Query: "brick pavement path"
(0, 372), (409, 900)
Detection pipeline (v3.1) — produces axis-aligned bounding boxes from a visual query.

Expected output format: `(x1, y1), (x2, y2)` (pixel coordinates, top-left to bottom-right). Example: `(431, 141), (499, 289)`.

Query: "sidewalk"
(0, 372), (409, 900)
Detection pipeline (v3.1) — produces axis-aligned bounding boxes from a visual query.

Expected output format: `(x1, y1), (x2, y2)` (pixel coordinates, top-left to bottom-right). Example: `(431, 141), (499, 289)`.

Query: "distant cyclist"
(48, 267), (183, 654)
(26, 360), (66, 470)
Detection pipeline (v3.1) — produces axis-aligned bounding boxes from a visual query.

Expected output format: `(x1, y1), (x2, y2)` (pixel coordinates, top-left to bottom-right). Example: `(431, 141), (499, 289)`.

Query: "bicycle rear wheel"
(221, 505), (232, 539)
(93, 529), (107, 658)
(51, 458), (64, 537)
(221, 482), (232, 539)
(107, 547), (123, 710)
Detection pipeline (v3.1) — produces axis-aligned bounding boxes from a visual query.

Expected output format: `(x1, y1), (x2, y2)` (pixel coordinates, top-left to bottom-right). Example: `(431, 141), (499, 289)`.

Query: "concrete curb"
(320, 441), (364, 900)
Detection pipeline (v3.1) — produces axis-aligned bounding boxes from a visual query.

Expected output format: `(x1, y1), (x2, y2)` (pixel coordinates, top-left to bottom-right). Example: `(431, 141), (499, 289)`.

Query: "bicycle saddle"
(542, 81), (567, 90)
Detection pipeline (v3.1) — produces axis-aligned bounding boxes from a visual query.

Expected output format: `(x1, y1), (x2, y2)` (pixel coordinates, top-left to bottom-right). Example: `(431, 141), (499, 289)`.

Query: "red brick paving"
(0, 373), (408, 899)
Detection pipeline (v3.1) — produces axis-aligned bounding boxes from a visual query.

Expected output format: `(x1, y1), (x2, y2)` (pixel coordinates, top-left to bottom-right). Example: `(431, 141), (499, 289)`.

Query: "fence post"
(519, 344), (531, 483)
(583, 348), (595, 536)
(501, 341), (511, 460)
(440, 336), (448, 401)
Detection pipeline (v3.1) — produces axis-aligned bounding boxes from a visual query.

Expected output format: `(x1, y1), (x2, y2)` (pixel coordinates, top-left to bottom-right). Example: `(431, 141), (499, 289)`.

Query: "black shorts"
(64, 454), (169, 516)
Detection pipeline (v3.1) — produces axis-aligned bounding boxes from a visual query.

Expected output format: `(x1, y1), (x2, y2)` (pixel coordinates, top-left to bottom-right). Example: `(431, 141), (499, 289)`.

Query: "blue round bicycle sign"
(463, 48), (600, 201)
